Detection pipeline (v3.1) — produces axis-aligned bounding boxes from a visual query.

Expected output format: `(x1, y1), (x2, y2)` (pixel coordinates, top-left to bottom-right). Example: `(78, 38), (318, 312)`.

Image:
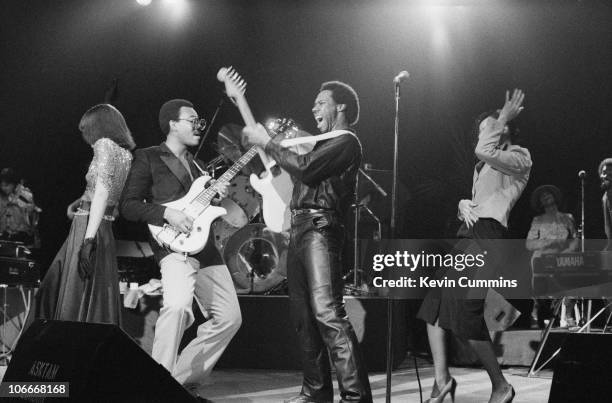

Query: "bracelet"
(82, 237), (96, 245)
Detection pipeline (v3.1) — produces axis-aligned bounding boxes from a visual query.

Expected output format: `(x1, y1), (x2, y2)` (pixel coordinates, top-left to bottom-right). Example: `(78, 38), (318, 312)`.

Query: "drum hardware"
(223, 223), (288, 294)
(0, 256), (40, 287)
(203, 155), (227, 177)
(0, 240), (32, 259)
(363, 162), (392, 174)
(0, 284), (34, 364)
(212, 175), (262, 255)
(346, 166), (386, 296)
(0, 284), (8, 365)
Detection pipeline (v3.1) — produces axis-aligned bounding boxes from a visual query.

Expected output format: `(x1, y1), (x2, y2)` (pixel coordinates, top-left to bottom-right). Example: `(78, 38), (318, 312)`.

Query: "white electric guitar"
(148, 71), (296, 254)
(217, 66), (294, 232)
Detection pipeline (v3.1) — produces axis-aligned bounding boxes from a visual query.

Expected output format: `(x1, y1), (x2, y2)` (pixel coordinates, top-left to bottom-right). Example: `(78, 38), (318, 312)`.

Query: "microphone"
(578, 170), (587, 179)
(393, 70), (410, 84)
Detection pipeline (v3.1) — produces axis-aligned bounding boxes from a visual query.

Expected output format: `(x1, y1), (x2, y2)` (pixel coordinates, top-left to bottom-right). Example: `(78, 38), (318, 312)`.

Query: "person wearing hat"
(526, 185), (579, 328)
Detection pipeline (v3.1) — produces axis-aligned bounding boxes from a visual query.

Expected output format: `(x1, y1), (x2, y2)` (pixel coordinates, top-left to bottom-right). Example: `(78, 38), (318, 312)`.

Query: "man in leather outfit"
(242, 81), (372, 403)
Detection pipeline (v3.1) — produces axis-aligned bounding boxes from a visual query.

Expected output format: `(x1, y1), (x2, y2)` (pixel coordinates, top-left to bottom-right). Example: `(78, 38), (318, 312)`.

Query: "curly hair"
(319, 81), (360, 127)
(158, 99), (194, 136)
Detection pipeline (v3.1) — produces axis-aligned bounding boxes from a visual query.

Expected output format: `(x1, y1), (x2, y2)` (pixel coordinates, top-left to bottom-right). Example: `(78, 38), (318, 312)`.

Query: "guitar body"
(217, 67), (297, 233)
(148, 176), (227, 255)
(249, 169), (293, 232)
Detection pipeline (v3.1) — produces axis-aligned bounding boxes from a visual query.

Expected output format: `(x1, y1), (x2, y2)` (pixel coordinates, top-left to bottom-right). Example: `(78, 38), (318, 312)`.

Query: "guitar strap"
(279, 130), (354, 148)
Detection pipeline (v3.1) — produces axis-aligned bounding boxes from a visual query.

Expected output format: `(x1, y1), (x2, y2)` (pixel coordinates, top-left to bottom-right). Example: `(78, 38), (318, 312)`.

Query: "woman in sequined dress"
(34, 104), (135, 324)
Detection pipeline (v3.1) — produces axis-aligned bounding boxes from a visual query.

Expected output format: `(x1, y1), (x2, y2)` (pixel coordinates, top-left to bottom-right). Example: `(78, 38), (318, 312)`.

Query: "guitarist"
(243, 81), (372, 403)
(120, 99), (241, 398)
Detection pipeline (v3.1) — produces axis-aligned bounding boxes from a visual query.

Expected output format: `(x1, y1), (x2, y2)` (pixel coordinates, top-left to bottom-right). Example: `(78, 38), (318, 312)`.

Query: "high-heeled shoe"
(489, 384), (515, 403)
(425, 377), (457, 403)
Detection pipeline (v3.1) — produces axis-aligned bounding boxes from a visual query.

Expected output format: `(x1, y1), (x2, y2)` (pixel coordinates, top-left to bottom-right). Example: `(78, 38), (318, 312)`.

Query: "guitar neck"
(235, 96), (257, 128)
(233, 94), (274, 168)
(197, 146), (259, 205)
(217, 147), (258, 184)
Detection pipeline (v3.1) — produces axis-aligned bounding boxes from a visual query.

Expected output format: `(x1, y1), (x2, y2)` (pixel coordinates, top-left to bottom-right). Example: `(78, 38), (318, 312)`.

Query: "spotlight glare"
(162, 0), (188, 17)
(162, 0), (186, 7)
(136, 0), (152, 6)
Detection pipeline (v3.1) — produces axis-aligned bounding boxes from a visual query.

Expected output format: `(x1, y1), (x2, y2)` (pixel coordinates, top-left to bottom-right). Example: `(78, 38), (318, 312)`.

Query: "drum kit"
(211, 124), (387, 295)
(211, 124), (288, 294)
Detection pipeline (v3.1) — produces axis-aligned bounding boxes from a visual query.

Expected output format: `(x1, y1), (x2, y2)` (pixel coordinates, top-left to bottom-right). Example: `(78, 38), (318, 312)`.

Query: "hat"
(530, 185), (562, 212)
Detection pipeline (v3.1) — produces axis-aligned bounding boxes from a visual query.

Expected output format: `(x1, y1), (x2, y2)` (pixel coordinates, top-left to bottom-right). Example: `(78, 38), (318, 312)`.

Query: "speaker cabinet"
(3, 319), (195, 402)
(548, 333), (612, 403)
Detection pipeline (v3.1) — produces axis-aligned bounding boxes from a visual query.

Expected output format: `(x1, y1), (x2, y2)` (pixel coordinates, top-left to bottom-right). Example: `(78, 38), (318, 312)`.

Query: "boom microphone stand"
(347, 168), (387, 294)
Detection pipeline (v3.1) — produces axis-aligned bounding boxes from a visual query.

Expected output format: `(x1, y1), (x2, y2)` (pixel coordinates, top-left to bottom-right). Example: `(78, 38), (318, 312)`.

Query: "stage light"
(136, 0), (152, 6)
(162, 0), (188, 18)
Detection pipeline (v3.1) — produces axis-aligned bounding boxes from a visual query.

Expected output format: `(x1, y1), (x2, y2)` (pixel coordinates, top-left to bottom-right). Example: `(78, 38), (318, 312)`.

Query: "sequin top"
(83, 138), (132, 206)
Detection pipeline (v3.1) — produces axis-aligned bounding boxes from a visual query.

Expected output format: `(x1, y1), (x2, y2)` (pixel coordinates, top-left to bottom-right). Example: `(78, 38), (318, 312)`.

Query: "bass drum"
(212, 175), (261, 254)
(223, 223), (289, 294)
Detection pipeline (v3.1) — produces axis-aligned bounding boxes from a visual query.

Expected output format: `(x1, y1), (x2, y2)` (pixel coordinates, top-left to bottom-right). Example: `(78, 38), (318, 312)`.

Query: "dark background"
(1, 0), (611, 266)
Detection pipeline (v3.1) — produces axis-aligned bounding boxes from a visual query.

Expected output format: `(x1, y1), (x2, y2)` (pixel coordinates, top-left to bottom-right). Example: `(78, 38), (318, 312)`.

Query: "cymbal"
(216, 123), (264, 175)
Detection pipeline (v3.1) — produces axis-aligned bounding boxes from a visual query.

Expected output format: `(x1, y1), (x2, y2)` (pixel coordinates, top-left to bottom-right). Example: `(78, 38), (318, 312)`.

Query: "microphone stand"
(385, 79), (402, 403)
(194, 98), (225, 161)
(580, 174), (585, 253)
(579, 173), (591, 329)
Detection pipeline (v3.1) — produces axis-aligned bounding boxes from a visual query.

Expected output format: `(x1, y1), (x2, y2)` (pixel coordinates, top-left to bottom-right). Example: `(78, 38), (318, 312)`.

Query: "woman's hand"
(458, 199), (479, 228)
(498, 89), (525, 125)
(66, 199), (81, 220)
(78, 237), (97, 280)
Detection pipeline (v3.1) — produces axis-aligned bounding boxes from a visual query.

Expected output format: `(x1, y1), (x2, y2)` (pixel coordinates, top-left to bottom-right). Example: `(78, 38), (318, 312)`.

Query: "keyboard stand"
(528, 299), (612, 377)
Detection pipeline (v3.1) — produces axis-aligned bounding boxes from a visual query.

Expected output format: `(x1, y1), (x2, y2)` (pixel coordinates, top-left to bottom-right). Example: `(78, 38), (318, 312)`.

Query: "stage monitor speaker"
(548, 333), (612, 403)
(3, 319), (196, 402)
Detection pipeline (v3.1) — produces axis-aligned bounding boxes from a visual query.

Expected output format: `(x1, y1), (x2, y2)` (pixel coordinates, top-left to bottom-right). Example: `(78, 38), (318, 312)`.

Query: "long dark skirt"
(417, 218), (506, 340)
(34, 214), (121, 324)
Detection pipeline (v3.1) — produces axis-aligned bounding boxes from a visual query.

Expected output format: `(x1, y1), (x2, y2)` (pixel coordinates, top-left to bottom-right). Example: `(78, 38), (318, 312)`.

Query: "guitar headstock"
(217, 67), (247, 104)
(266, 118), (299, 139)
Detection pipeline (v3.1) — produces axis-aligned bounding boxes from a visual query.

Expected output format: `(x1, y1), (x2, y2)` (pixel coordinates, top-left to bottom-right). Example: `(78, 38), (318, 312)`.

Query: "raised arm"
(264, 130), (361, 186)
(474, 117), (532, 176)
(475, 89), (531, 176)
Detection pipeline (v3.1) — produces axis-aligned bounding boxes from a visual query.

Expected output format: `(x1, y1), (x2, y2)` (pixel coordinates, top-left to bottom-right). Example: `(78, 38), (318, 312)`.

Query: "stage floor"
(0, 363), (552, 402)
(197, 365), (552, 402)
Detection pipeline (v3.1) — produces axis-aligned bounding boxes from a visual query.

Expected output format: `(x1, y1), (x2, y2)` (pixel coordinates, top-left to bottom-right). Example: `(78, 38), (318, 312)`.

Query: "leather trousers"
(288, 211), (372, 403)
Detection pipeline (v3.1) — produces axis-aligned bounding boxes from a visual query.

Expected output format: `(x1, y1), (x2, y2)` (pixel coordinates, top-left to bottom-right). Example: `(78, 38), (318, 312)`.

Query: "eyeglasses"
(176, 118), (207, 131)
